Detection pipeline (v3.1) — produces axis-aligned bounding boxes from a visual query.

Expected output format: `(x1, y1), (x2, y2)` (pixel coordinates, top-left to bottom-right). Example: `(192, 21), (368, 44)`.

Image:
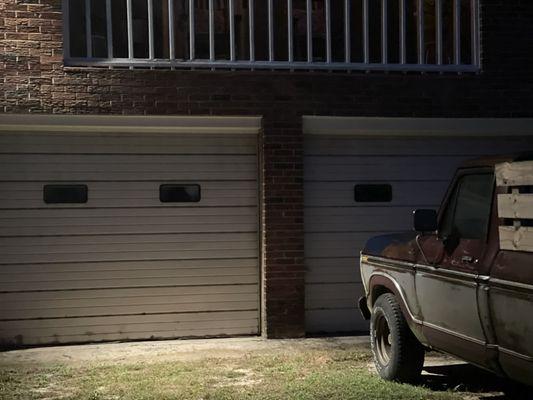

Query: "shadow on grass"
(420, 362), (532, 400)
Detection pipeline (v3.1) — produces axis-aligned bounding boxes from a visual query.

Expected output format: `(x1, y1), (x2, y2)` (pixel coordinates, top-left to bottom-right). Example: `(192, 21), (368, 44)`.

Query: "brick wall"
(2, 0), (533, 338)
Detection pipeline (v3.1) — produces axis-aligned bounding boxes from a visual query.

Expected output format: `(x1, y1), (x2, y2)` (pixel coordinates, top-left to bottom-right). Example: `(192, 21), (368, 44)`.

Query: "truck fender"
(367, 272), (427, 344)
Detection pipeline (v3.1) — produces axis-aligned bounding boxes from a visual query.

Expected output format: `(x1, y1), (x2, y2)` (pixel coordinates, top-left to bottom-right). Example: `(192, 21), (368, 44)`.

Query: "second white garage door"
(0, 115), (261, 346)
(304, 117), (533, 333)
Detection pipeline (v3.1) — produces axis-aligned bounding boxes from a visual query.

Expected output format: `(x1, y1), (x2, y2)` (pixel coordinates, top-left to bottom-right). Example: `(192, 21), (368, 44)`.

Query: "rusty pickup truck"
(359, 155), (533, 385)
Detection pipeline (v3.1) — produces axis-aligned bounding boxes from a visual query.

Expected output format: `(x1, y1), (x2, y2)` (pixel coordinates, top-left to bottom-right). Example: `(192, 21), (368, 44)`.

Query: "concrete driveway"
(0, 336), (369, 365)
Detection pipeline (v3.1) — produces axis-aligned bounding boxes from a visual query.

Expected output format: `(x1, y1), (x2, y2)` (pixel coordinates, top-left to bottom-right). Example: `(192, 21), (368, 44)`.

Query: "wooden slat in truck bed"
(496, 161), (533, 252)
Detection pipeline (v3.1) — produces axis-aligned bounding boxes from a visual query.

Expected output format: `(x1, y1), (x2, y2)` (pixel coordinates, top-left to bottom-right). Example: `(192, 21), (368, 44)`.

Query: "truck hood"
(361, 232), (418, 263)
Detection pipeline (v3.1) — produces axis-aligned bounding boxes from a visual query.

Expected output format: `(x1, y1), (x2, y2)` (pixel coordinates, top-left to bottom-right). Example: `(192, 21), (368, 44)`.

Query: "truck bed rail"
(496, 160), (533, 252)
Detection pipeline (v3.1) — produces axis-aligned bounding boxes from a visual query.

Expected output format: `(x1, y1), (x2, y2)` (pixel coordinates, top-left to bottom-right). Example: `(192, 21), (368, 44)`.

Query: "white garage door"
(0, 115), (261, 346)
(304, 117), (533, 333)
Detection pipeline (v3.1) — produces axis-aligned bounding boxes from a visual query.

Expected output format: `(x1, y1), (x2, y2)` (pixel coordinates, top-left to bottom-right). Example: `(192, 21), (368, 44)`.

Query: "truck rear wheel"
(371, 293), (425, 383)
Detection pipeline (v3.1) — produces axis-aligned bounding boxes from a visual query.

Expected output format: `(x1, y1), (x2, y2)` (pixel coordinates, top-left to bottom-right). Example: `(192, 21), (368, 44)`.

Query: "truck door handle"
(461, 255), (477, 264)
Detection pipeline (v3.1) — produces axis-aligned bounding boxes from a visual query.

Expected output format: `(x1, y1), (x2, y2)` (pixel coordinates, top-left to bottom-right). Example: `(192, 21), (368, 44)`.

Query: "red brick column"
(261, 118), (305, 338)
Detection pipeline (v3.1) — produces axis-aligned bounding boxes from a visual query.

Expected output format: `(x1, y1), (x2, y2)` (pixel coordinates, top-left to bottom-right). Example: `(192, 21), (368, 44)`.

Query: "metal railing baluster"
(288, 0), (294, 63)
(344, 0), (350, 63)
(85, 0), (92, 57)
(381, 0), (387, 64)
(229, 0), (235, 61)
(189, 0), (195, 60)
(306, 0), (312, 62)
(417, 0), (424, 64)
(326, 0), (331, 63)
(148, 0), (154, 59)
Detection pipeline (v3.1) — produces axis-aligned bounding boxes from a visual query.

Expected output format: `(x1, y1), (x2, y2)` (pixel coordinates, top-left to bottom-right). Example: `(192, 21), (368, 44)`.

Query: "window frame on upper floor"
(62, 0), (481, 73)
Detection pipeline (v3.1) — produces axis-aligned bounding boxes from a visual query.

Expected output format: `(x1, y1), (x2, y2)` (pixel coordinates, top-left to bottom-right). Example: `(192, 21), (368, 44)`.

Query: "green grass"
(0, 346), (463, 400)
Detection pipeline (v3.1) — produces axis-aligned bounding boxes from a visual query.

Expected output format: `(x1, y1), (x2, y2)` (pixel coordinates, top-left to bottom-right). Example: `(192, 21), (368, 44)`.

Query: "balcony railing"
(63, 0), (480, 72)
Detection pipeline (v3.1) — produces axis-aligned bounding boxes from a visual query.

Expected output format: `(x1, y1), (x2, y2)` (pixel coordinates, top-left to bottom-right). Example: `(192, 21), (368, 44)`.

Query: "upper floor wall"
(1, 0), (533, 118)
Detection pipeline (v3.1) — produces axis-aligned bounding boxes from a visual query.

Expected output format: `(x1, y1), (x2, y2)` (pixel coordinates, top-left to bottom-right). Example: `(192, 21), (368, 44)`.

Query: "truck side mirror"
(413, 209), (438, 233)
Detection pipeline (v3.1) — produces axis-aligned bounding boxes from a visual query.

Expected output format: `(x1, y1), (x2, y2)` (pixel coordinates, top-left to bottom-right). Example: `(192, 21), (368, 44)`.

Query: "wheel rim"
(374, 312), (392, 366)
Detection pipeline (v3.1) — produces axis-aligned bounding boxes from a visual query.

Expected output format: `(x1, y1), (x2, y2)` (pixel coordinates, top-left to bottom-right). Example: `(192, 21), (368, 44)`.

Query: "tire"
(370, 293), (425, 383)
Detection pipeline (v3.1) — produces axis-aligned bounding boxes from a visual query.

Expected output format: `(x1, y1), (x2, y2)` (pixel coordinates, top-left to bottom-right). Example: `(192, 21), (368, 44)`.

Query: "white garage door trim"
(303, 116), (533, 137)
(0, 114), (262, 135)
(303, 116), (533, 334)
(0, 114), (263, 346)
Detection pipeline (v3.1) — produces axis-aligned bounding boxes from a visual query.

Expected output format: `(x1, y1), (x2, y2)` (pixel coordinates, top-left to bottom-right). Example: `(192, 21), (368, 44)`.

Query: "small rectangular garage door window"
(43, 185), (88, 204)
(160, 184), (201, 203)
(354, 184), (392, 203)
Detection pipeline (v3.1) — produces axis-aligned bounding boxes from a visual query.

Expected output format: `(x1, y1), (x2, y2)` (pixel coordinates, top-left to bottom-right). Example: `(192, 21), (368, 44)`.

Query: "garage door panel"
(0, 144), (256, 155)
(2, 266), (258, 284)
(306, 248), (362, 259)
(306, 155), (465, 166)
(2, 284), (258, 301)
(305, 168), (455, 182)
(1, 208), (258, 236)
(1, 326), (260, 347)
(0, 321), (260, 342)
(0, 311), (259, 345)
(305, 156), (460, 181)
(0, 134), (257, 154)
(0, 232), (257, 246)
(305, 309), (369, 333)
(0, 171), (256, 182)
(0, 198), (257, 209)
(0, 122), (260, 345)
(1, 315), (259, 336)
(1, 187), (256, 201)
(0, 180), (256, 192)
(0, 223), (258, 236)
(0, 310), (257, 335)
(306, 206), (423, 217)
(0, 266), (259, 291)
(0, 258), (257, 275)
(0, 269), (259, 292)
(1, 301), (259, 320)
(0, 206), (258, 218)
(1, 191), (255, 203)
(305, 233), (374, 258)
(305, 181), (446, 207)
(0, 154), (258, 165)
(0, 241), (258, 257)
(305, 137), (533, 156)
(1, 295), (259, 320)
(0, 206), (258, 223)
(306, 283), (364, 309)
(305, 257), (359, 271)
(305, 208), (414, 232)
(0, 162), (256, 175)
(1, 190), (255, 202)
(1, 249), (259, 266)
(306, 259), (361, 283)
(3, 310), (259, 329)
(1, 201), (258, 211)
(1, 260), (260, 291)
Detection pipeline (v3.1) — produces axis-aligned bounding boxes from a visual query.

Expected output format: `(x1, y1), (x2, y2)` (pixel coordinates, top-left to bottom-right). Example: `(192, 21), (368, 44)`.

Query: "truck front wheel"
(371, 293), (425, 383)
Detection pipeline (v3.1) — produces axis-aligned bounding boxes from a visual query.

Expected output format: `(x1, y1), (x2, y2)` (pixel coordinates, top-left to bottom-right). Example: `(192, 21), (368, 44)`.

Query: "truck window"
(440, 173), (494, 240)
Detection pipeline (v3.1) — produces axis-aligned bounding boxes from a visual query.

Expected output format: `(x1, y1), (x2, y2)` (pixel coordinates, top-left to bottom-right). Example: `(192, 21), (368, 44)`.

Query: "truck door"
(416, 170), (494, 368)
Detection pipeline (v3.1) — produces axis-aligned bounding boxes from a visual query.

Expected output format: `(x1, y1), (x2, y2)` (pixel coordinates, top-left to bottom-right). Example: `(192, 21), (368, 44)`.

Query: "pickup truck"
(359, 155), (533, 386)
